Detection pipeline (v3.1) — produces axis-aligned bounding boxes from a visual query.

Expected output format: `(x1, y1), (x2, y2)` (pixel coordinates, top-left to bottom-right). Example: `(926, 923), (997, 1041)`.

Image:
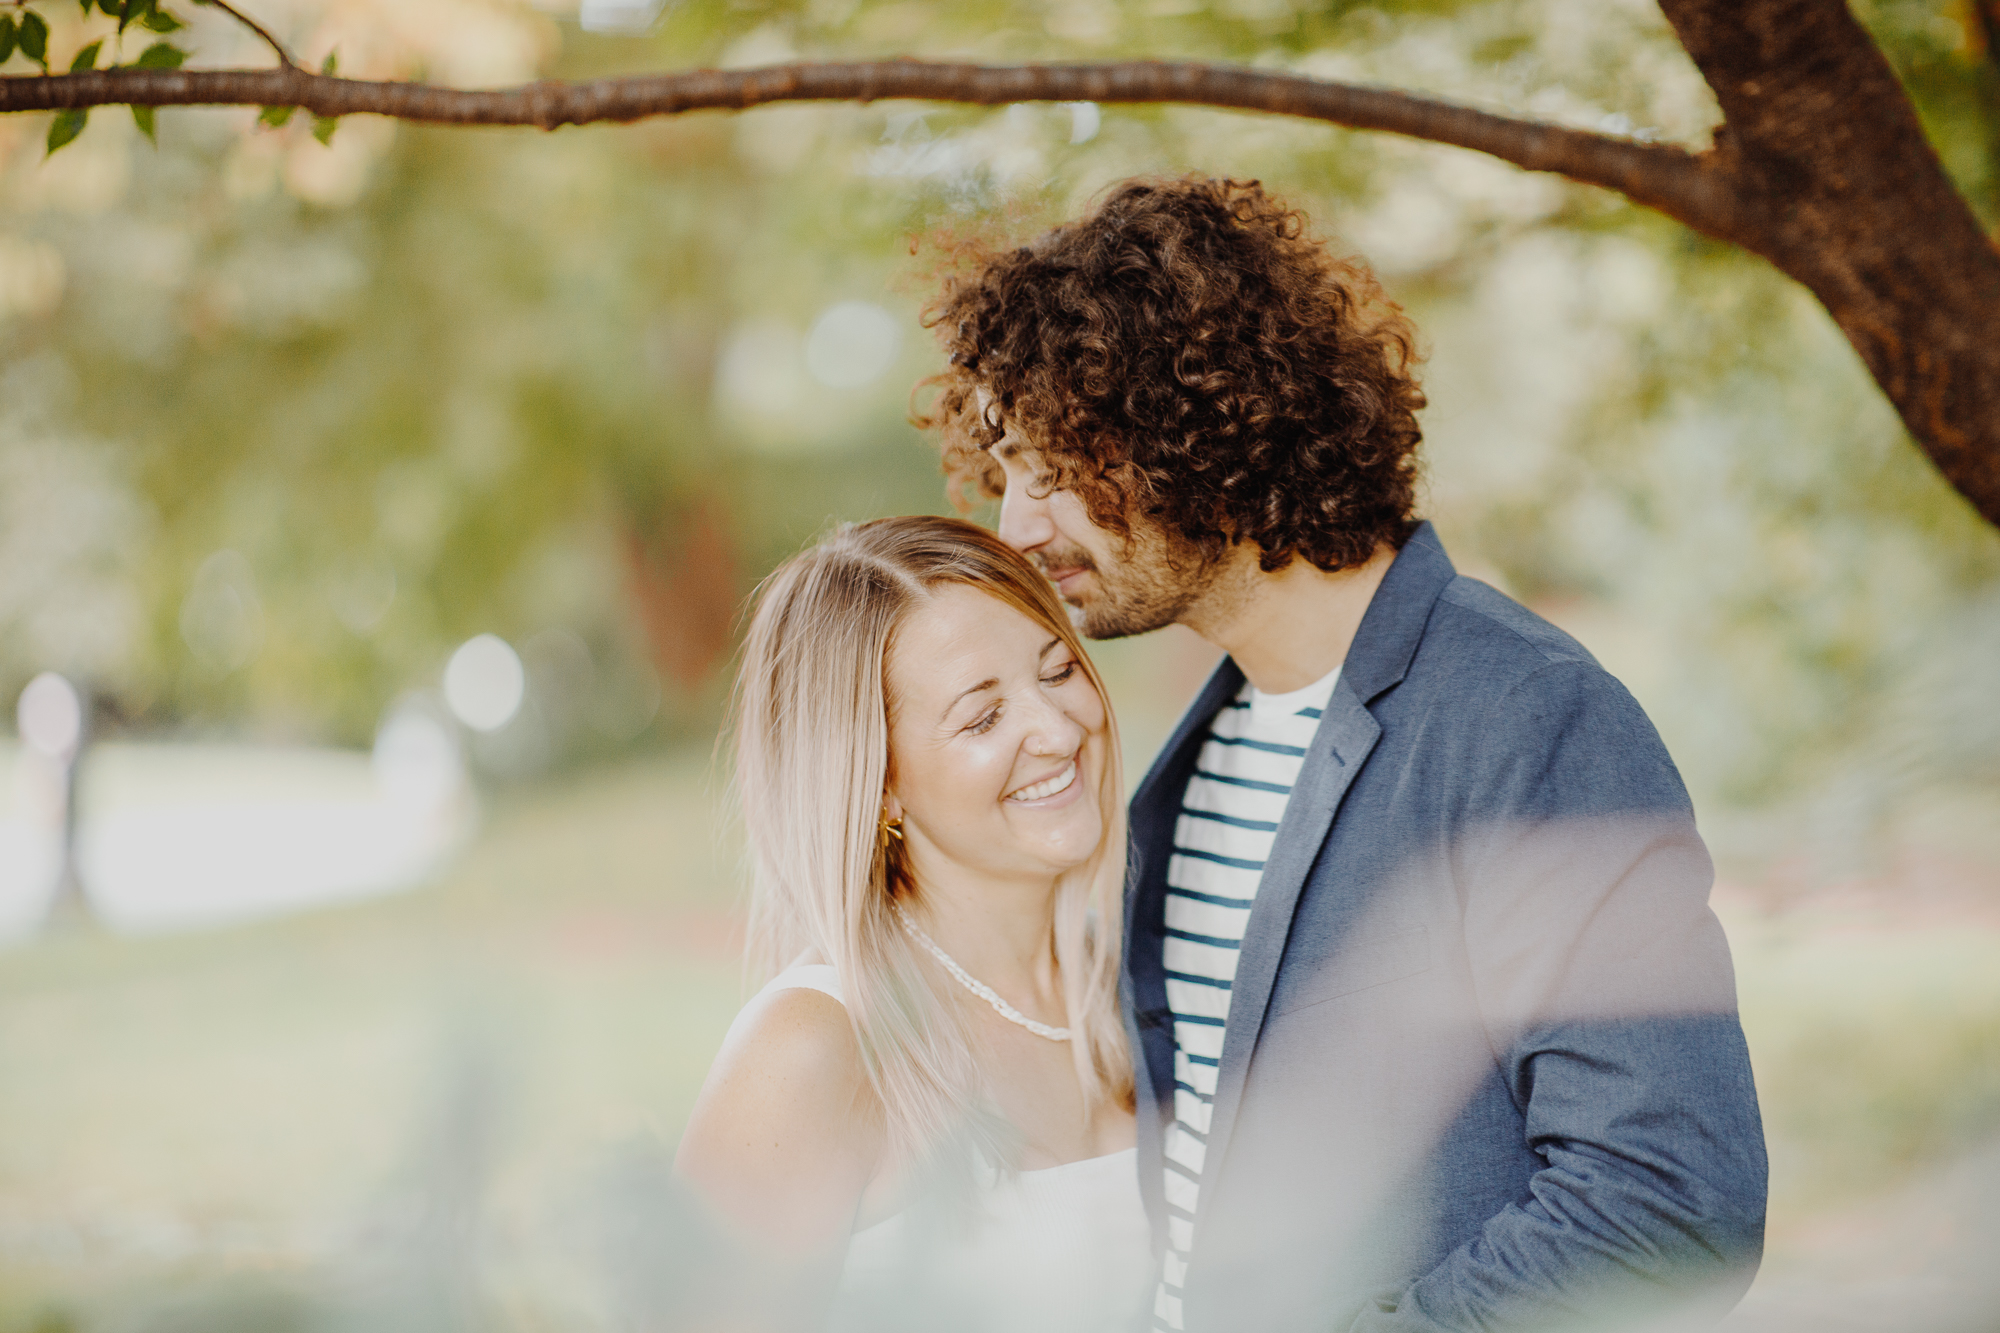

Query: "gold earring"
(878, 808), (904, 843)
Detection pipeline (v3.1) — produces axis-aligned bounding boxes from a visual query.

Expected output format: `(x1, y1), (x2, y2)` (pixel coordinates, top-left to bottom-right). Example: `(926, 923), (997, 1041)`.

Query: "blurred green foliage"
(0, 0), (1994, 837)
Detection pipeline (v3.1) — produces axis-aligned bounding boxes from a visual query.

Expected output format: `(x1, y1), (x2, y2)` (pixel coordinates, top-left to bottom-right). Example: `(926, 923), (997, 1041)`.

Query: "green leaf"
(131, 103), (155, 143)
(20, 12), (50, 70)
(0, 16), (18, 67)
(70, 39), (103, 73)
(141, 8), (183, 32)
(311, 114), (337, 146)
(320, 49), (337, 77)
(133, 41), (185, 70)
(258, 105), (295, 128)
(118, 0), (155, 34)
(96, 0), (122, 20)
(47, 108), (88, 155)
(79, 0), (96, 15)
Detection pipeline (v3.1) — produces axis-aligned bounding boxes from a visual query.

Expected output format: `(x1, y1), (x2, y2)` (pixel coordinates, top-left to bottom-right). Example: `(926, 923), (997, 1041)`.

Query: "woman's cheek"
(1067, 684), (1107, 739)
(959, 733), (1016, 798)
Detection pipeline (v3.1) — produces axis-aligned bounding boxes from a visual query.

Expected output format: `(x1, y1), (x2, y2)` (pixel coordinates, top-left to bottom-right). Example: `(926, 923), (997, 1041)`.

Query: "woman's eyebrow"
(943, 677), (1001, 716)
(1039, 637), (1062, 658)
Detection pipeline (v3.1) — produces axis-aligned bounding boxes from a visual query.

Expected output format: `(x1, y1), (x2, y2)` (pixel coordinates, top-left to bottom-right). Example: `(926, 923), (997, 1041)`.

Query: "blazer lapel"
(1132, 658), (1246, 833)
(1195, 521), (1457, 1192)
(1127, 655), (1246, 1234)
(1128, 655), (1247, 956)
(1124, 522), (1460, 1232)
(1196, 682), (1380, 1187)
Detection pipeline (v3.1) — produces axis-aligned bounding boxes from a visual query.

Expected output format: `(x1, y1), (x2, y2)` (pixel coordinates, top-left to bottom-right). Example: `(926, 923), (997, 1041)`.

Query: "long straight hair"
(730, 515), (1132, 1172)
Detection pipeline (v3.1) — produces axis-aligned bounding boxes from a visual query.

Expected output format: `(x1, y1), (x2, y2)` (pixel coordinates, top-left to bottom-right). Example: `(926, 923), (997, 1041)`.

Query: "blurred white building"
(0, 709), (473, 939)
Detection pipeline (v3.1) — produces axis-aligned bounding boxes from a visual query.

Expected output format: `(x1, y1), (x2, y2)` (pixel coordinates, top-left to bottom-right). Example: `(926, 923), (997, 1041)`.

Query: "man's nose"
(997, 474), (1054, 554)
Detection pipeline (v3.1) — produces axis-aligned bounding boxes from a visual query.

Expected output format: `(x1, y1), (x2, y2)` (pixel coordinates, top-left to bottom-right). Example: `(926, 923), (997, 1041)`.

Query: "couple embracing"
(677, 177), (1768, 1333)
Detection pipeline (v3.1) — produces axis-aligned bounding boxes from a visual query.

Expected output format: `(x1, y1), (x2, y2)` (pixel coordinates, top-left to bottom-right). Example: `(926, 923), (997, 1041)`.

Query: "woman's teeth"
(1007, 761), (1077, 803)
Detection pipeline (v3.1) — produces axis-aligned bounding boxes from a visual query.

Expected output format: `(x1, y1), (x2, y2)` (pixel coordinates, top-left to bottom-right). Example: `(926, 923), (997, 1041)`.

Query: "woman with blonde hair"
(676, 515), (1150, 1332)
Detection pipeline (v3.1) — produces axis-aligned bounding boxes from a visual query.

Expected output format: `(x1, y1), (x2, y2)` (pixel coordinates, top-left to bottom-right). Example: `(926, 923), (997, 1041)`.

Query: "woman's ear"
(883, 791), (905, 823)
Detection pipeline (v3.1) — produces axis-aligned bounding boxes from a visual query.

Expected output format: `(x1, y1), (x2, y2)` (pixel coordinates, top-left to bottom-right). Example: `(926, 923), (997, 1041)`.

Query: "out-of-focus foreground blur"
(1, 0), (1997, 1329)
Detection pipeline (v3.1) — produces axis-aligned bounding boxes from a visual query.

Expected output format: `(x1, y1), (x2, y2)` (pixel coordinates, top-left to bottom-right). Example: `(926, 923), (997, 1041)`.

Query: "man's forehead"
(971, 385), (1027, 460)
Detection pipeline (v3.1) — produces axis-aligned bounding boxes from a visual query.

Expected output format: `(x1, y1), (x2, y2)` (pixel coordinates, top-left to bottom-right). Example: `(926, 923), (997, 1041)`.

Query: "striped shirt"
(1153, 666), (1340, 1333)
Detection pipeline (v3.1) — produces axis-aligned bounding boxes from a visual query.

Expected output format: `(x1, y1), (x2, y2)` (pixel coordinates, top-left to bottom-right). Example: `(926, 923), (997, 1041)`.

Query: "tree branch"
(196, 0), (296, 70)
(0, 59), (1740, 241)
(1660, 0), (2000, 527)
(5, 37), (1995, 526)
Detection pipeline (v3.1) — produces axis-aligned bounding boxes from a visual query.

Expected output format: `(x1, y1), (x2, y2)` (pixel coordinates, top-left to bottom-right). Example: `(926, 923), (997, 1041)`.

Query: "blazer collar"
(1339, 520), (1456, 706)
(1130, 520), (1457, 869)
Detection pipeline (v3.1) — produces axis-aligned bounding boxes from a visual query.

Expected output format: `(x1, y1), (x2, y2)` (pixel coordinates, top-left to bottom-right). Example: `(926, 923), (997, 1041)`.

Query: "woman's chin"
(1013, 814), (1105, 877)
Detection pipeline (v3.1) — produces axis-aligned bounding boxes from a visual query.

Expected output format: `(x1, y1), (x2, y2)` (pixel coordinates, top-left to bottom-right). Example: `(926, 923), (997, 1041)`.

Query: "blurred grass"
(0, 744), (1995, 1325)
(1725, 908), (2000, 1228)
(0, 749), (746, 1321)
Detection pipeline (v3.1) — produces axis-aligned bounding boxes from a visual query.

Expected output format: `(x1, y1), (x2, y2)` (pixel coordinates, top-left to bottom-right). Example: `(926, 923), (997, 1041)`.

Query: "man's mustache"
(1034, 547), (1098, 578)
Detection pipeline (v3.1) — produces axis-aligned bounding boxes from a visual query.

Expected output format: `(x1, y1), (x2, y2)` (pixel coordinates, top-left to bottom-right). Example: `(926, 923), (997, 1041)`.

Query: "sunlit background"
(1, 0), (1998, 1328)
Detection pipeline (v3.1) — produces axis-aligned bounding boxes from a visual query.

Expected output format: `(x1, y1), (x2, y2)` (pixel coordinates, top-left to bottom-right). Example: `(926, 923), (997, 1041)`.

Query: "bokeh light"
(443, 634), (527, 733)
(372, 699), (465, 811)
(804, 300), (904, 390)
(16, 671), (81, 760)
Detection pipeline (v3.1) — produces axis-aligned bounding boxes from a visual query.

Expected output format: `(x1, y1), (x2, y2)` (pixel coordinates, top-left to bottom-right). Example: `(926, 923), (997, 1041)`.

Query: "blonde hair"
(731, 515), (1132, 1172)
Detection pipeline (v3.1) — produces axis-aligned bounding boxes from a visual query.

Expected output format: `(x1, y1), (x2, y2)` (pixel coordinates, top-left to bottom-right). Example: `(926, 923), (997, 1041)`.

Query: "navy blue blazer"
(1124, 523), (1767, 1332)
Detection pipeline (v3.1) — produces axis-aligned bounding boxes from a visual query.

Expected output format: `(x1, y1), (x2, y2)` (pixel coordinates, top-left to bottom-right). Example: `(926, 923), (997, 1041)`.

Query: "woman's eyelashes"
(958, 662), (1080, 736)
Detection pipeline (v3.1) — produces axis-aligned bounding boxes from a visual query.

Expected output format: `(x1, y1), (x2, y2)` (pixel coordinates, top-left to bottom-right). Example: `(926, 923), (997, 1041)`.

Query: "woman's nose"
(1020, 693), (1085, 756)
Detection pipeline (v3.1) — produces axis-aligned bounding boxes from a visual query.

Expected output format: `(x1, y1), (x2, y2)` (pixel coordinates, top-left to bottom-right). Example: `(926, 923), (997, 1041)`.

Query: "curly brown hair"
(919, 176), (1426, 573)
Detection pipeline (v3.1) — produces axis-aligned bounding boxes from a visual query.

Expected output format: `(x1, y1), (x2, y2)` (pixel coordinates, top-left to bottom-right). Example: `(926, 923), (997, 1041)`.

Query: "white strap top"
(746, 965), (1154, 1333)
(761, 962), (844, 1004)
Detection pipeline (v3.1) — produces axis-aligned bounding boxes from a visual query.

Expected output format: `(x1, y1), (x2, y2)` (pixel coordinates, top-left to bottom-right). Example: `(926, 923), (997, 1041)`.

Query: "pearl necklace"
(892, 902), (1073, 1042)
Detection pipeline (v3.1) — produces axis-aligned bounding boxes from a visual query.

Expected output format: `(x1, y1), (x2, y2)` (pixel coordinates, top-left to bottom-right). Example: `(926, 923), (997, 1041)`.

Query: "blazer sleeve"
(1350, 660), (1768, 1332)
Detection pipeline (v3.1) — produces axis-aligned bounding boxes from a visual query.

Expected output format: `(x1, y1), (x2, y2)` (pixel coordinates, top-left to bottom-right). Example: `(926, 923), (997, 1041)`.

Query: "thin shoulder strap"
(757, 963), (845, 1007)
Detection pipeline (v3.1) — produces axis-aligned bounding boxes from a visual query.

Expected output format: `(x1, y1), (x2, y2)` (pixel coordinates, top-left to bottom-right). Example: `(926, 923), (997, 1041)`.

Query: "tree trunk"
(1660, 0), (2000, 526)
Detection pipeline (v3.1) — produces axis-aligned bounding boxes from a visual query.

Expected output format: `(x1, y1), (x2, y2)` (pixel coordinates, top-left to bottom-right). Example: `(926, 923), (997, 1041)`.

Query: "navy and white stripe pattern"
(1153, 668), (1339, 1333)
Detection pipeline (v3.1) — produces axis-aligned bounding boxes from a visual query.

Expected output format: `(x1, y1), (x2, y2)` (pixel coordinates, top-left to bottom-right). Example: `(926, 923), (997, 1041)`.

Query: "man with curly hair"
(923, 176), (1767, 1333)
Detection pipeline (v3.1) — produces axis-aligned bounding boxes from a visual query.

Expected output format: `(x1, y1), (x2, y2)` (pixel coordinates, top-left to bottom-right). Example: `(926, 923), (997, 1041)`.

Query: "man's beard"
(1039, 520), (1226, 641)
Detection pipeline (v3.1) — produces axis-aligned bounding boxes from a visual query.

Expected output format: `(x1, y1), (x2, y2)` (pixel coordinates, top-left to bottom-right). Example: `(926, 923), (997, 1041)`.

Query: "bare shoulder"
(708, 985), (872, 1108)
(675, 985), (882, 1251)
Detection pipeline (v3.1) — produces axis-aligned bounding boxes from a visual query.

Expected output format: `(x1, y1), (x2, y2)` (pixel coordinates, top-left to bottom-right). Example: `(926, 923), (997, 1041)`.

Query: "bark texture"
(1, 0), (1996, 525)
(1660, 0), (2000, 526)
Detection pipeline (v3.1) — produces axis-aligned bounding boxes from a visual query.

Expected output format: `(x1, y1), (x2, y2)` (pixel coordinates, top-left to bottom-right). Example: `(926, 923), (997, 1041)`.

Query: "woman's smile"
(1006, 758), (1078, 805)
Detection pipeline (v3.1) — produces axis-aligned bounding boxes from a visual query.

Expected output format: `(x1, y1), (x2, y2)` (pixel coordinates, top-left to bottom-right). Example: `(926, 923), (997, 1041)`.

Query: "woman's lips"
(1006, 760), (1077, 803)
